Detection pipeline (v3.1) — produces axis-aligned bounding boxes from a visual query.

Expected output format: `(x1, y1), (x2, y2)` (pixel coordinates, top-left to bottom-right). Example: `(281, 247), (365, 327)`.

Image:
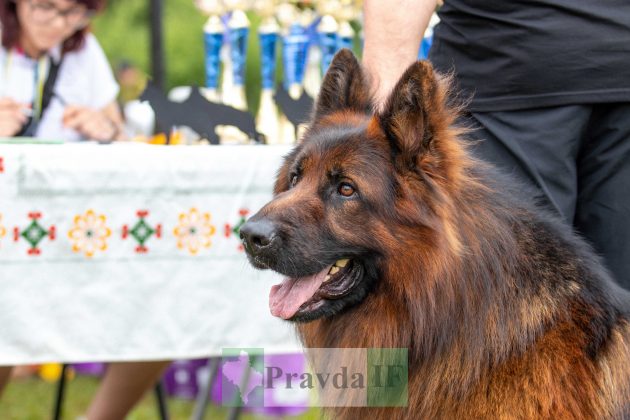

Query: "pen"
(52, 91), (68, 107)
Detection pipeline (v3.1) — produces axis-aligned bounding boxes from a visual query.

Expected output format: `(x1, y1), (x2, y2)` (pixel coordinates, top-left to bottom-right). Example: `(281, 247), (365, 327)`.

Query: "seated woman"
(0, 0), (123, 140)
(0, 0), (170, 417)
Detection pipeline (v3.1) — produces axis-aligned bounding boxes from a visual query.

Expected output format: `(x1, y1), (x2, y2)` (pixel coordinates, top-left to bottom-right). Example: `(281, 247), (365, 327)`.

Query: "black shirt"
(429, 0), (630, 111)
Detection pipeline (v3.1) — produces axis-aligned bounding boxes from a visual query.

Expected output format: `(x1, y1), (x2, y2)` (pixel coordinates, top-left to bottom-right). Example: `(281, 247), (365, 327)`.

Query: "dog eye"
(290, 175), (298, 188)
(338, 183), (355, 197)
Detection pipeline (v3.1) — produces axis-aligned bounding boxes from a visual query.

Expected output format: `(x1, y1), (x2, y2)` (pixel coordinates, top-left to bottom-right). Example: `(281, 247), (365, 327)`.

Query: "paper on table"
(0, 137), (64, 144)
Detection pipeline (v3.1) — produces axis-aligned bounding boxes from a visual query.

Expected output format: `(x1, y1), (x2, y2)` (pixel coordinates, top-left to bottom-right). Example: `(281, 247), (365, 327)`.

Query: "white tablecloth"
(0, 143), (302, 365)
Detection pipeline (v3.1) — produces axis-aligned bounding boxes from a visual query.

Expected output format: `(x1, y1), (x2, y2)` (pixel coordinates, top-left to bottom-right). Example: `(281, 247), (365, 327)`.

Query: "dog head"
(241, 49), (463, 322)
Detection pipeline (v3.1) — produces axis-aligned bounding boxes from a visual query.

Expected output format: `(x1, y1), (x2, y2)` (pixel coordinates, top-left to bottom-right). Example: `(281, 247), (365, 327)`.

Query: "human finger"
(0, 120), (24, 137)
(81, 116), (115, 141)
(62, 105), (81, 122)
(0, 107), (28, 125)
(0, 97), (27, 113)
(63, 107), (95, 130)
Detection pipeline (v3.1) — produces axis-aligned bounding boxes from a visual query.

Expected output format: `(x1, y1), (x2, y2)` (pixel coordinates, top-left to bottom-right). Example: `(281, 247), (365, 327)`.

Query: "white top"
(0, 33), (119, 142)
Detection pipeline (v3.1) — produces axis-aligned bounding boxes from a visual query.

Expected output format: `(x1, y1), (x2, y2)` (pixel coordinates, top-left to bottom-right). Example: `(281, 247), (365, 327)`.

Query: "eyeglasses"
(20, 0), (96, 29)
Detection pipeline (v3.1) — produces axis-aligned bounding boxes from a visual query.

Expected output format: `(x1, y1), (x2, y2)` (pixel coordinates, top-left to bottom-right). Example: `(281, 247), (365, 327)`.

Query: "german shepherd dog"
(240, 50), (630, 419)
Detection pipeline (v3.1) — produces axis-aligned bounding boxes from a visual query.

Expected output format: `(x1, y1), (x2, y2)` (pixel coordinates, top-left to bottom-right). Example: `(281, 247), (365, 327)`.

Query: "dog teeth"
(325, 259), (349, 279)
(335, 259), (349, 268)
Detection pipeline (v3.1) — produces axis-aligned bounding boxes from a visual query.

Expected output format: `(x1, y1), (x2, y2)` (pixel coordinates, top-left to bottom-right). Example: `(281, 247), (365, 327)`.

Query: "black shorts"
(465, 103), (630, 290)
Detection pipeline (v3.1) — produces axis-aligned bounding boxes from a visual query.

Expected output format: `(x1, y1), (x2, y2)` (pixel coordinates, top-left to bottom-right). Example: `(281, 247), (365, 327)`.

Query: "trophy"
(419, 12), (441, 59)
(197, 0), (225, 102)
(277, 3), (310, 143)
(302, 7), (322, 99)
(336, 1), (356, 51)
(225, 0), (250, 111)
(222, 0), (251, 143)
(317, 0), (340, 75)
(254, 0), (281, 144)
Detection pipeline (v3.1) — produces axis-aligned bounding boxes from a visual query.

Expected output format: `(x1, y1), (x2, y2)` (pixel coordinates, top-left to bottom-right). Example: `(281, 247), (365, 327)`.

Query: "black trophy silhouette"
(273, 86), (315, 137)
(139, 83), (264, 144)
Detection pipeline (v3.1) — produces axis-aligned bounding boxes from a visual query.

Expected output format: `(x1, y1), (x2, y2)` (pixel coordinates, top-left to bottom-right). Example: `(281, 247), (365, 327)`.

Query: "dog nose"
(239, 219), (280, 255)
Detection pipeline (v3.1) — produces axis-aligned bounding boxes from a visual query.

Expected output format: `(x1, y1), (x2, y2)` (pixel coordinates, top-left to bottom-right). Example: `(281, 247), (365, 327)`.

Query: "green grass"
(0, 375), (322, 419)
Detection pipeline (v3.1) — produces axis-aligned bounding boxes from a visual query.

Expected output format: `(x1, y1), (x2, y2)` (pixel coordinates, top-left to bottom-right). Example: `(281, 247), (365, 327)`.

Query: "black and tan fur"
(241, 50), (630, 419)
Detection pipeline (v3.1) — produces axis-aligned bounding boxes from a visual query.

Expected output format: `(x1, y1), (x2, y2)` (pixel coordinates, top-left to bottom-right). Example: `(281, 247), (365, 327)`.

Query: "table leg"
(53, 364), (68, 420)
(155, 381), (169, 420)
(191, 358), (219, 420)
(226, 355), (258, 420)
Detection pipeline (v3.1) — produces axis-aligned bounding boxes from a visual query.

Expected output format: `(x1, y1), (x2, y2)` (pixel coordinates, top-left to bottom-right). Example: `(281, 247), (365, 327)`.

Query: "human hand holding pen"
(0, 97), (30, 137)
(62, 105), (121, 141)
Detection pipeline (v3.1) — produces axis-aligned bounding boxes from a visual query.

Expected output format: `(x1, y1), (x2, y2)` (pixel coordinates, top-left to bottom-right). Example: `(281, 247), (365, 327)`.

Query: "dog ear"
(377, 61), (448, 171)
(313, 49), (370, 120)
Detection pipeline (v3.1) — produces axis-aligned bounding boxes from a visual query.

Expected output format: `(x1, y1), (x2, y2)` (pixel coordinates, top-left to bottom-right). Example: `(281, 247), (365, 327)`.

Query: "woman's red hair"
(0, 0), (105, 53)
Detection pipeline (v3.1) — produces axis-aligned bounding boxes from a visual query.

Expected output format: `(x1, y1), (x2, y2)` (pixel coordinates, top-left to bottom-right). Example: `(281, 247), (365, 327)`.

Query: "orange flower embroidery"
(0, 214), (6, 245)
(68, 210), (112, 258)
(174, 208), (216, 255)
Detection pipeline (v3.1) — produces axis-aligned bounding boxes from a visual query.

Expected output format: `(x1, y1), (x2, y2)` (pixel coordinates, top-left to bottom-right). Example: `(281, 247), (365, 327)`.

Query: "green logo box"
(367, 347), (408, 407)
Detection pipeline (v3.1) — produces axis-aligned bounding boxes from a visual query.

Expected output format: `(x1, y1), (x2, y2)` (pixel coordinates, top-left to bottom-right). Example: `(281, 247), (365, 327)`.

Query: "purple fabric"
(71, 362), (106, 376)
(163, 358), (209, 400)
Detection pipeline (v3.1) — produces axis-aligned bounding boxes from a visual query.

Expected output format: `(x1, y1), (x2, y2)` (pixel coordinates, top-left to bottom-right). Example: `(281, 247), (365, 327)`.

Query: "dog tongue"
(269, 266), (331, 319)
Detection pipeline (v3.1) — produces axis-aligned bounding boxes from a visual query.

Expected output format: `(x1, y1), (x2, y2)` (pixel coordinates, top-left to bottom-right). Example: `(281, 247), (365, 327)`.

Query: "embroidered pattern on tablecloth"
(13, 212), (56, 256)
(0, 208), (261, 257)
(225, 208), (250, 252)
(68, 210), (112, 258)
(173, 208), (217, 256)
(0, 214), (6, 246)
(122, 210), (162, 254)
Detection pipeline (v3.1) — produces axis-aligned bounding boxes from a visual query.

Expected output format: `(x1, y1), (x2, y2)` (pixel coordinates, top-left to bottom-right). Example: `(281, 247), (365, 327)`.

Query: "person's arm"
(62, 34), (126, 142)
(62, 100), (126, 141)
(362, 0), (437, 108)
(102, 100), (126, 140)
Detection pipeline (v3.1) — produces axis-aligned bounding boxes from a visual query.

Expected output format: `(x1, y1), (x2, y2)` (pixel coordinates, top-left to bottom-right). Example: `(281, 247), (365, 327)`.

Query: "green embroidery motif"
(130, 219), (155, 247)
(21, 219), (47, 249)
(224, 209), (250, 252)
(122, 210), (161, 254)
(16, 212), (55, 256)
(231, 217), (246, 237)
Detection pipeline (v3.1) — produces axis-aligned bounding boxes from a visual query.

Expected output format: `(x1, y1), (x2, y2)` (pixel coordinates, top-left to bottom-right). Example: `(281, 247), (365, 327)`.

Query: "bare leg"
(86, 361), (170, 420)
(0, 366), (13, 397)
